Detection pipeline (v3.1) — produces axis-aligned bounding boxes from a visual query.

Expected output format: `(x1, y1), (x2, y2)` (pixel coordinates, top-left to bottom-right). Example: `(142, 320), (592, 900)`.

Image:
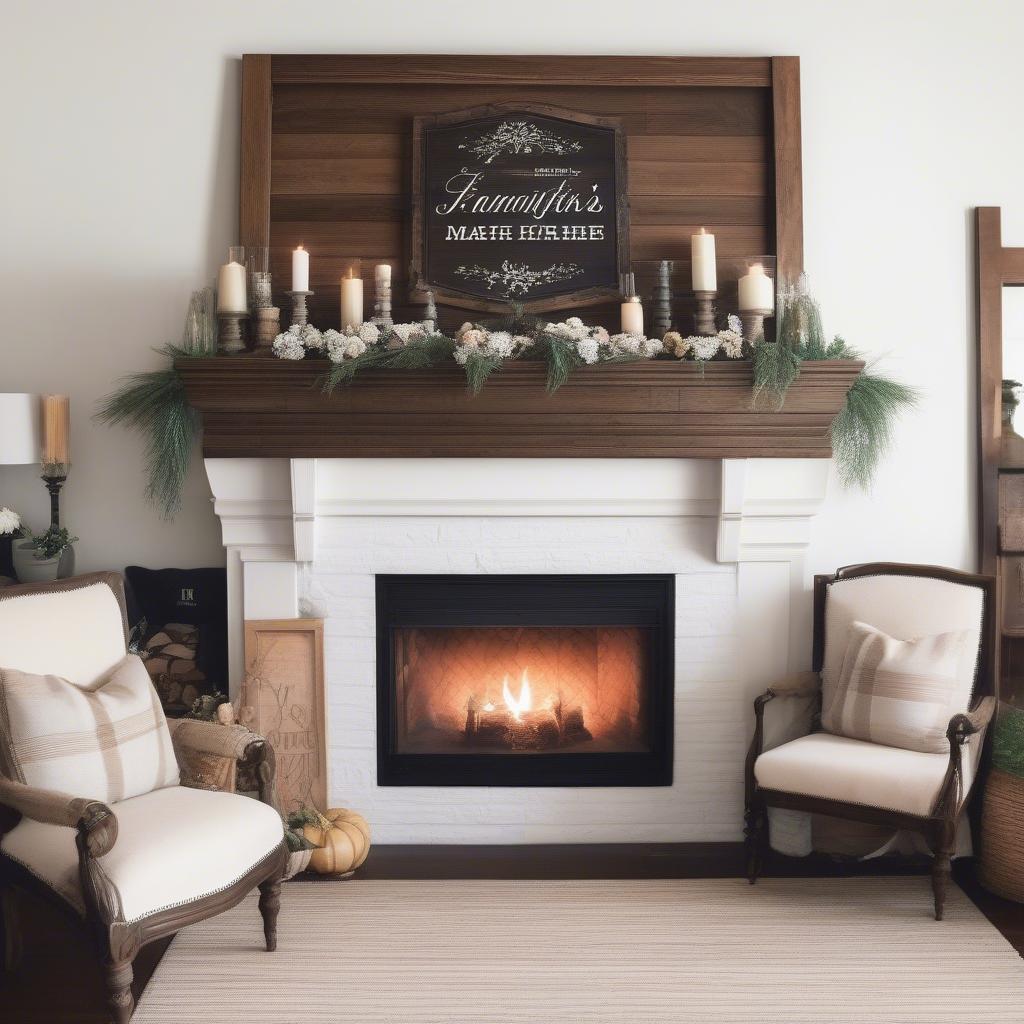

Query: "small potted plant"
(979, 705), (1024, 902)
(12, 525), (78, 584)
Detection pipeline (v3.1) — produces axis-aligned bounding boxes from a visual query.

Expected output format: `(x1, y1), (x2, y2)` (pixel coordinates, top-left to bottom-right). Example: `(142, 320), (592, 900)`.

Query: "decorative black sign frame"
(411, 102), (631, 314)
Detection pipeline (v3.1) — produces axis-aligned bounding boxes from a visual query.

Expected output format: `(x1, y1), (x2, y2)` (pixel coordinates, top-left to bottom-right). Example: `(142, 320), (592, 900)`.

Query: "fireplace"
(376, 575), (674, 786)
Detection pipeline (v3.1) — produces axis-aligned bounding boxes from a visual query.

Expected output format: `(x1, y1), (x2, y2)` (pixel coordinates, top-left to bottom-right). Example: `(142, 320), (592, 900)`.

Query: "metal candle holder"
(652, 260), (673, 338)
(693, 290), (717, 336)
(286, 290), (313, 328)
(739, 308), (773, 347)
(217, 311), (249, 355)
(42, 471), (67, 530)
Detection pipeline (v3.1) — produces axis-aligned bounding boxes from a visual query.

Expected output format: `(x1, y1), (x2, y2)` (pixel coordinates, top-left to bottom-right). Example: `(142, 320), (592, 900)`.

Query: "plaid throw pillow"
(0, 654), (178, 803)
(821, 621), (976, 754)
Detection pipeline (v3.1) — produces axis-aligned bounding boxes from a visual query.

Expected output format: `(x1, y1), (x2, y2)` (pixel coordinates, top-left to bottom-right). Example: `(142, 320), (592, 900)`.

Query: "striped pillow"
(821, 621), (976, 754)
(0, 654), (178, 803)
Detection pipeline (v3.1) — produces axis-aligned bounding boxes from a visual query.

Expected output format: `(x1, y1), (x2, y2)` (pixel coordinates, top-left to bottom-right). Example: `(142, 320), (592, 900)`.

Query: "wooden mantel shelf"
(176, 357), (863, 460)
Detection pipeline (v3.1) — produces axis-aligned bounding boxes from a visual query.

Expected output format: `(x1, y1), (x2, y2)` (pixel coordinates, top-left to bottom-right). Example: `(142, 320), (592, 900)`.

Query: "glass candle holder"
(251, 272), (273, 310)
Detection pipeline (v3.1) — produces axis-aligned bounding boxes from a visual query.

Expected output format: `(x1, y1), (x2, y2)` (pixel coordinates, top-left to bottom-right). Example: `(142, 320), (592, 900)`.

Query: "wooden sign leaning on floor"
(241, 619), (327, 815)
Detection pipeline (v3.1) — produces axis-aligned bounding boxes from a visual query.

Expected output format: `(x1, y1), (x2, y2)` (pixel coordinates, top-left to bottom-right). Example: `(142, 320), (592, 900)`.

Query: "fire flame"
(502, 670), (532, 722)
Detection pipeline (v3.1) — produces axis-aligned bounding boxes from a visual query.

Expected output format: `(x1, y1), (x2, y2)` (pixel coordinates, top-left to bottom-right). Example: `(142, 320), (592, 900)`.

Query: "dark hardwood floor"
(3, 844), (1022, 1023)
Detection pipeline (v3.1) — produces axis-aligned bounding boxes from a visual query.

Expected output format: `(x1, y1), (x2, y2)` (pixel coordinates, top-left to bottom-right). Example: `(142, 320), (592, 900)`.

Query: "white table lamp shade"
(0, 393), (41, 465)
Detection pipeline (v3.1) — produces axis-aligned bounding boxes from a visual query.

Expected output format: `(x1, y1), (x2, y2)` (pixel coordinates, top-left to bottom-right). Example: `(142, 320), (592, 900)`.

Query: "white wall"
(3, 0), (1024, 578)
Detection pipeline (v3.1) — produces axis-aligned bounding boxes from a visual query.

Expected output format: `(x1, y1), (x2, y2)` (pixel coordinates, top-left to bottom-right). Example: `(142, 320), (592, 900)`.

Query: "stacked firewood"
(141, 623), (207, 712)
(464, 694), (592, 750)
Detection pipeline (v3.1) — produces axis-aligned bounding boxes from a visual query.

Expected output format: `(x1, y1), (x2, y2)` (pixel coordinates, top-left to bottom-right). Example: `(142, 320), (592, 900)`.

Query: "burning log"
(464, 690), (591, 750)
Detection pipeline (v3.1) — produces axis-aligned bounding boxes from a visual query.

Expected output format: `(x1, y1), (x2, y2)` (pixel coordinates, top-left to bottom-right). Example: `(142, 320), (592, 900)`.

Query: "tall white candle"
(375, 263), (392, 284)
(621, 297), (644, 336)
(738, 263), (775, 312)
(292, 245), (309, 292)
(216, 259), (247, 313)
(690, 228), (717, 292)
(340, 268), (363, 330)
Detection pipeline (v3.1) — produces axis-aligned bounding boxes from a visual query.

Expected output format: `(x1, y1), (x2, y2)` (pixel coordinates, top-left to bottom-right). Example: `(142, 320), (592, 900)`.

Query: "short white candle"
(621, 298), (644, 336)
(216, 259), (247, 313)
(738, 263), (775, 312)
(340, 268), (363, 330)
(375, 263), (392, 283)
(691, 228), (717, 292)
(292, 245), (309, 292)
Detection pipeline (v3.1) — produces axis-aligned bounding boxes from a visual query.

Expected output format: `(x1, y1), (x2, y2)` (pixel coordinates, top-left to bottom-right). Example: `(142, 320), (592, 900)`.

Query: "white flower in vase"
(0, 507), (22, 536)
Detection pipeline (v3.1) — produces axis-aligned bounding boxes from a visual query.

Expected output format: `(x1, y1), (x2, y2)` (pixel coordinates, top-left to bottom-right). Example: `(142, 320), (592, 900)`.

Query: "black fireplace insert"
(376, 574), (674, 786)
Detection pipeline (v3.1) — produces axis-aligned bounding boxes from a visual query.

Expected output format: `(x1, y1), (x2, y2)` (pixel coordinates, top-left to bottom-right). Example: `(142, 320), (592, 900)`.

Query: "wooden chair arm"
(0, 776), (117, 857)
(240, 737), (278, 810)
(946, 696), (996, 744)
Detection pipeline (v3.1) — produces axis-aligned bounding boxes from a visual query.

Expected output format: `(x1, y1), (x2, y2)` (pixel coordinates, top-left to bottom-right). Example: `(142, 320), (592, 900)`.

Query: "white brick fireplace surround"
(205, 457), (829, 844)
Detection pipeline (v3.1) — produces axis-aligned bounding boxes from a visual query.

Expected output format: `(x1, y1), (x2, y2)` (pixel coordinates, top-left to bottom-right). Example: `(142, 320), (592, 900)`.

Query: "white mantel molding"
(204, 457), (831, 689)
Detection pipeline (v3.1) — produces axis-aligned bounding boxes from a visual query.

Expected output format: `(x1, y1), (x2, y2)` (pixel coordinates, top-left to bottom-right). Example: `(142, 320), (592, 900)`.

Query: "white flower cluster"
(387, 322), (429, 347)
(0, 506), (22, 536)
(324, 323), (381, 363)
(271, 323), (324, 360)
(452, 322), (533, 365)
(663, 315), (745, 362)
(544, 317), (662, 364)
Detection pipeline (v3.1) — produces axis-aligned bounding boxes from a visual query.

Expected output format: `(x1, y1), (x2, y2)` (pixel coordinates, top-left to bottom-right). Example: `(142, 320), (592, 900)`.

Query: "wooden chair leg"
(104, 958), (134, 1024)
(931, 819), (956, 921)
(1, 884), (23, 973)
(744, 801), (766, 884)
(258, 877), (281, 952)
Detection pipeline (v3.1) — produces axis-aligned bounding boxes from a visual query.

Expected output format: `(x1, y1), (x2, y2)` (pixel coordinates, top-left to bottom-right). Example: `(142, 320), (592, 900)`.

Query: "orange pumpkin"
(303, 808), (371, 876)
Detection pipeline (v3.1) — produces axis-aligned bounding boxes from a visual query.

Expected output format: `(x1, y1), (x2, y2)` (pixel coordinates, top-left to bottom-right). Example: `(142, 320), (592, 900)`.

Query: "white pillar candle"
(375, 263), (392, 284)
(292, 245), (309, 292)
(340, 268), (363, 330)
(738, 263), (775, 312)
(690, 227), (717, 292)
(621, 297), (644, 336)
(216, 259), (247, 313)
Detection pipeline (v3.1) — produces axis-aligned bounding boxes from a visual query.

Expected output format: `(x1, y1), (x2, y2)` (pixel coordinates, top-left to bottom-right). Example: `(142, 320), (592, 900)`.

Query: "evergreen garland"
(95, 343), (199, 520)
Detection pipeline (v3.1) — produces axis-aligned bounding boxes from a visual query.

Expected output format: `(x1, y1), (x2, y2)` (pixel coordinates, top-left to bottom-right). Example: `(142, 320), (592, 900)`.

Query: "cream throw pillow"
(821, 621), (976, 754)
(0, 654), (179, 803)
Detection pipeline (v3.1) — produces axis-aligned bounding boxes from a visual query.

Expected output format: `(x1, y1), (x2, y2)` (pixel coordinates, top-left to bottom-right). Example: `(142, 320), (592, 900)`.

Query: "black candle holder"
(42, 470), (67, 530)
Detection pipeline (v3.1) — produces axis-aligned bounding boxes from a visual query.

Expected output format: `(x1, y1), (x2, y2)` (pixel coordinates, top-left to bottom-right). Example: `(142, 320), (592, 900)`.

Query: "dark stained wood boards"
(177, 357), (862, 460)
(239, 55), (801, 334)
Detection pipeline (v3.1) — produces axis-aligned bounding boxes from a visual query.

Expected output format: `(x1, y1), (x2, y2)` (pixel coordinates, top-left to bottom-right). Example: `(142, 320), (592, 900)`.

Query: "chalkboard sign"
(411, 103), (630, 313)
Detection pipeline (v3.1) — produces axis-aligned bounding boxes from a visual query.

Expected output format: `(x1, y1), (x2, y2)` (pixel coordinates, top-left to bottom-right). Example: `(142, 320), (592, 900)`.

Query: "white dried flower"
(299, 324), (324, 350)
(390, 322), (426, 346)
(273, 332), (305, 360)
(0, 507), (21, 535)
(718, 329), (743, 359)
(513, 334), (534, 350)
(592, 326), (610, 346)
(456, 322), (475, 340)
(358, 322), (381, 346)
(691, 335), (720, 361)
(639, 337), (663, 358)
(566, 316), (585, 329)
(453, 346), (472, 366)
(609, 332), (642, 355)
(727, 313), (743, 337)
(576, 336), (600, 364)
(485, 331), (515, 358)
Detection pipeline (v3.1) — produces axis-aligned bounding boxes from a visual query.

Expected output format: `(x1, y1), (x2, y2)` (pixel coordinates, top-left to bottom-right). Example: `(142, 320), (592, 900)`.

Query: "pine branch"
(531, 333), (584, 392)
(751, 340), (801, 410)
(94, 344), (199, 519)
(321, 335), (455, 392)
(463, 351), (505, 395)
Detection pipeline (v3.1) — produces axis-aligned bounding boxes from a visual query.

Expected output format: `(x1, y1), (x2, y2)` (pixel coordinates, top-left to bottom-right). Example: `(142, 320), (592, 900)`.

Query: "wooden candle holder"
(739, 308), (773, 346)
(694, 290), (717, 336)
(287, 290), (313, 328)
(652, 260), (673, 338)
(217, 311), (249, 355)
(255, 306), (281, 353)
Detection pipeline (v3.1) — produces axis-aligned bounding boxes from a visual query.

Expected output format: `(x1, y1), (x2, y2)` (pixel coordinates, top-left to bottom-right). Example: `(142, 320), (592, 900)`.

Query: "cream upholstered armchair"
(745, 563), (996, 920)
(0, 572), (287, 1023)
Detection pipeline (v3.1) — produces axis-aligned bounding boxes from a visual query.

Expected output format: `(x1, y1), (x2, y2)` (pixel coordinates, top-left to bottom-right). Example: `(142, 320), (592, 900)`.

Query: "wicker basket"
(979, 768), (1024, 902)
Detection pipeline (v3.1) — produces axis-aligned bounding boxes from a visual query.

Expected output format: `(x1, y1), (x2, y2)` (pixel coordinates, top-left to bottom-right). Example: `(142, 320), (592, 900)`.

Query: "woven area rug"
(134, 878), (1024, 1023)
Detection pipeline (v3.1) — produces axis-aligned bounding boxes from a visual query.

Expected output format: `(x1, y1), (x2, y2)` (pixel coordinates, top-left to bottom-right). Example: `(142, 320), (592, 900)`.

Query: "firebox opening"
(376, 574), (674, 787)
(394, 626), (652, 756)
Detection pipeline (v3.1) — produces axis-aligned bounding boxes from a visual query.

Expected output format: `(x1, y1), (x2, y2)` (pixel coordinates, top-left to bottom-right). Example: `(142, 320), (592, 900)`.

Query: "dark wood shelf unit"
(177, 356), (862, 460)
(976, 206), (1024, 708)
